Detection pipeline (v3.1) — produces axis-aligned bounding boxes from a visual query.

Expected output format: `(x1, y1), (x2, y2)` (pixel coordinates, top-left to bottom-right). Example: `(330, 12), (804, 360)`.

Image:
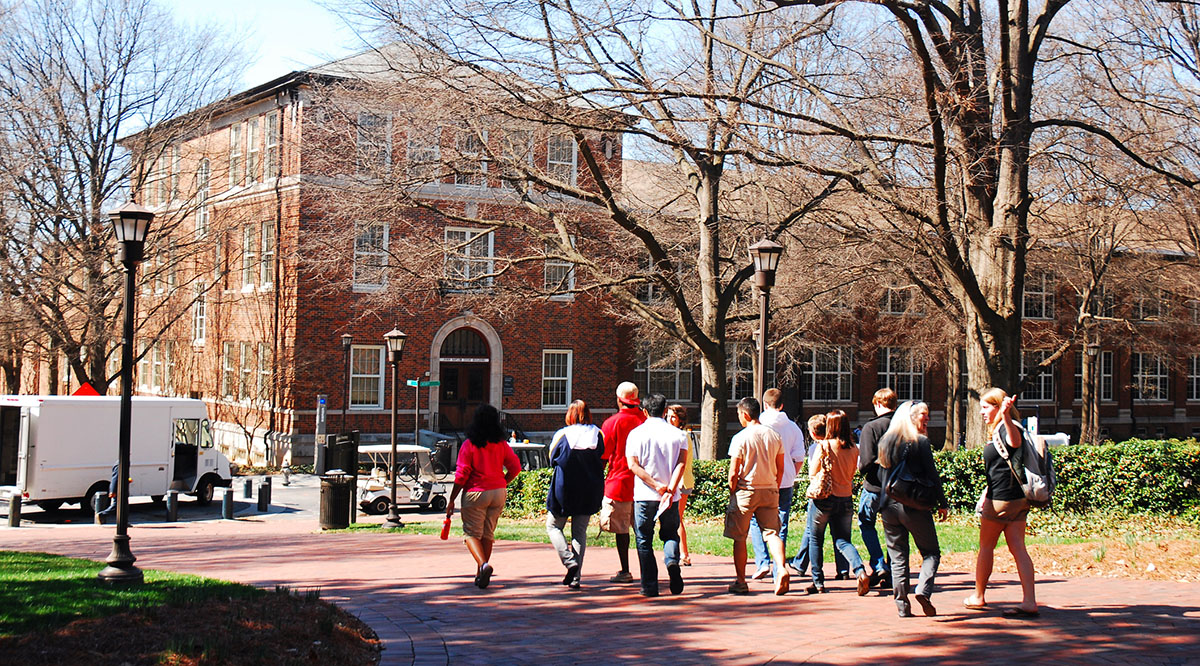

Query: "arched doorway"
(437, 328), (490, 433)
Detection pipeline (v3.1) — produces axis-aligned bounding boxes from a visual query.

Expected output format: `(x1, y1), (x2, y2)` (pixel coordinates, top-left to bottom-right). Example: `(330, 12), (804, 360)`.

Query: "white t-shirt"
(626, 417), (688, 502)
(759, 408), (806, 488)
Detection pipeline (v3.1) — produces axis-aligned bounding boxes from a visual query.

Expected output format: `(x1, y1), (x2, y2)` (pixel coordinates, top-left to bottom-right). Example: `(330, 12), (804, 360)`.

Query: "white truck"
(0, 395), (233, 512)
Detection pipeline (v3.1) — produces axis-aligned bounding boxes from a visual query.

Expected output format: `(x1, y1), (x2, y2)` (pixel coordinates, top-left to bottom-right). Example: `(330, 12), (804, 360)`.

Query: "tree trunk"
(964, 306), (1021, 446)
(944, 341), (963, 450)
(698, 349), (728, 460)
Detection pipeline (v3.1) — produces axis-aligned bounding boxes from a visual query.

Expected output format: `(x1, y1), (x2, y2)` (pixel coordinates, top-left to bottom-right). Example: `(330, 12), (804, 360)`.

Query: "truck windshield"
(173, 419), (200, 447)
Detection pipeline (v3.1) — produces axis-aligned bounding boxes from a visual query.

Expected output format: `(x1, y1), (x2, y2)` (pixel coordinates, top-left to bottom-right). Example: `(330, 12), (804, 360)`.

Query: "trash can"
(319, 472), (352, 530)
(324, 431), (360, 477)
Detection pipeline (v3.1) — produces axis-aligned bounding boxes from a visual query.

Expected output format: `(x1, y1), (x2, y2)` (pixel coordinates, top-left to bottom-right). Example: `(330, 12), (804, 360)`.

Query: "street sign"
(406, 380), (441, 387)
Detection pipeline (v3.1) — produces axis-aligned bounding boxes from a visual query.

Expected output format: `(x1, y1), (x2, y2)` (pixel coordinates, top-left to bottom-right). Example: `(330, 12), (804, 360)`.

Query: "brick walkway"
(3, 519), (1198, 665)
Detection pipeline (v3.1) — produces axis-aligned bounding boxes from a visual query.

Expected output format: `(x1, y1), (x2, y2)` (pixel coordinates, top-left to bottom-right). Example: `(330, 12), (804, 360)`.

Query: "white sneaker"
(751, 567), (771, 581)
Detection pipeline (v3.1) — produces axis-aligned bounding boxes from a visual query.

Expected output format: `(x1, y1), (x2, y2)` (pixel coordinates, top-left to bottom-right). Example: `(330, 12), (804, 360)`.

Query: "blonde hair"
(981, 387), (1020, 439)
(879, 401), (920, 468)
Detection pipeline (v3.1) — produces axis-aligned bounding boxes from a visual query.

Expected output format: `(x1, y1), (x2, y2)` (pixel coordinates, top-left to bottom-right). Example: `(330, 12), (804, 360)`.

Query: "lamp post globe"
(748, 238), (784, 401)
(98, 203), (154, 585)
(383, 329), (407, 529)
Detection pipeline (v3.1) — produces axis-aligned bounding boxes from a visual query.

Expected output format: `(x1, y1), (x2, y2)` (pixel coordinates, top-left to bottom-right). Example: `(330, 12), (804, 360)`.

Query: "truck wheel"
(80, 481), (110, 517)
(36, 500), (63, 512)
(194, 478), (215, 506)
(431, 495), (448, 512)
(368, 497), (389, 515)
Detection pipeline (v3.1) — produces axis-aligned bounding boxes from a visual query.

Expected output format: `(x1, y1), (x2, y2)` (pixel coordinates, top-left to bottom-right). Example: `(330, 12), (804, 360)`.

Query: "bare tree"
(0, 0), (243, 395)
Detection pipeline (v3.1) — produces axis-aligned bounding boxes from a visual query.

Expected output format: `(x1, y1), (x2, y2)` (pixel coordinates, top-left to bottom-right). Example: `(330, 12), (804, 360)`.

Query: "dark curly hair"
(465, 404), (505, 447)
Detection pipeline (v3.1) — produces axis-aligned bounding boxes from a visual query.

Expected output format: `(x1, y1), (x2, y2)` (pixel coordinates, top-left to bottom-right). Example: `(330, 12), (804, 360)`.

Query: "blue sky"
(167, 0), (366, 88)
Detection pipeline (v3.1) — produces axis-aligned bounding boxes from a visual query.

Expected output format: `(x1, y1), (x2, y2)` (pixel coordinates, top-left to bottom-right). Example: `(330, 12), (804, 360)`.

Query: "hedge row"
(504, 439), (1200, 519)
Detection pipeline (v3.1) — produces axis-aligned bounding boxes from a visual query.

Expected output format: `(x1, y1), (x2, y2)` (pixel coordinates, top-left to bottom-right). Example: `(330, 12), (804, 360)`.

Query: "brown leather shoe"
(856, 571), (870, 596)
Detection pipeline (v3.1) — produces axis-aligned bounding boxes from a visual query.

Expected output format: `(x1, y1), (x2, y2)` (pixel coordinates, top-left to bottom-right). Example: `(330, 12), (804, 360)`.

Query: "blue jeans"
(633, 499), (681, 595)
(789, 525), (849, 576)
(857, 489), (889, 576)
(807, 497), (865, 585)
(750, 485), (793, 572)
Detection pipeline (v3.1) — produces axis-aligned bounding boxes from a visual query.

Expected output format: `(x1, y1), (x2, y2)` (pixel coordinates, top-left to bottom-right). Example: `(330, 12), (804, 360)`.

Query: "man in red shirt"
(599, 381), (646, 583)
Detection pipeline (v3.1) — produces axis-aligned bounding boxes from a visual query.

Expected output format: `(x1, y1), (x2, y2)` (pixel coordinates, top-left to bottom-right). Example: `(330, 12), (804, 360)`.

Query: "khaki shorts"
(598, 497), (633, 534)
(461, 488), (507, 541)
(724, 488), (780, 539)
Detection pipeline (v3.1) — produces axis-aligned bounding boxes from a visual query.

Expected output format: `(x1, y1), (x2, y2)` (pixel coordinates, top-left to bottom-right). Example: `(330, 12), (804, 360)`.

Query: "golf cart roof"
(359, 444), (434, 455)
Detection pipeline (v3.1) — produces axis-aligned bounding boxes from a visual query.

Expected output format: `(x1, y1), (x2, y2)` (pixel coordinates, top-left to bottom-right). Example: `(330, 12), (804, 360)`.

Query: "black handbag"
(884, 444), (939, 511)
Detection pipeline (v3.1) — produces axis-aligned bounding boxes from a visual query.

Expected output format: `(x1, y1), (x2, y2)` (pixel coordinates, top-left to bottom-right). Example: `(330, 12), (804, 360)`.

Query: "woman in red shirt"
(445, 404), (521, 589)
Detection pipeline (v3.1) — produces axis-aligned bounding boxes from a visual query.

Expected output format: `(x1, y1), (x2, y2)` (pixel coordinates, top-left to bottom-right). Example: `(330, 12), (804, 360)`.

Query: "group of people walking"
(443, 381), (1041, 618)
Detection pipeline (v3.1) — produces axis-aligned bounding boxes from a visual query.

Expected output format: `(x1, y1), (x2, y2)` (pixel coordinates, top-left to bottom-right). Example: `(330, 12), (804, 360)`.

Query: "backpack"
(991, 424), (1056, 509)
(882, 442), (939, 511)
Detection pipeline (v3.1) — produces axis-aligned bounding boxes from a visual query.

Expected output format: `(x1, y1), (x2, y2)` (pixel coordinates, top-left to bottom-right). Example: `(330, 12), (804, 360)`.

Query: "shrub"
(499, 439), (1200, 519)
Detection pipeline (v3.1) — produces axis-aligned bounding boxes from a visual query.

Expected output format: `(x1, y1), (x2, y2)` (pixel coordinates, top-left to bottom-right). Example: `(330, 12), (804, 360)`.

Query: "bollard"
(222, 487), (235, 520)
(256, 480), (269, 512)
(93, 492), (107, 525)
(165, 490), (179, 522)
(7, 495), (21, 527)
(242, 478), (253, 499)
(282, 465), (290, 486)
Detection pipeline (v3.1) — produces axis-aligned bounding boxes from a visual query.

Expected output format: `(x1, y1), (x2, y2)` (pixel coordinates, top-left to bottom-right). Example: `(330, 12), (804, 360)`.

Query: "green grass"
(345, 509), (1200, 560)
(0, 551), (261, 636)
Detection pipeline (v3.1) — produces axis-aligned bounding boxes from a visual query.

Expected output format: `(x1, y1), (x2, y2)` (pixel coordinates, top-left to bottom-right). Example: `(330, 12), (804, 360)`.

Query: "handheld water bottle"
(440, 517), (452, 540)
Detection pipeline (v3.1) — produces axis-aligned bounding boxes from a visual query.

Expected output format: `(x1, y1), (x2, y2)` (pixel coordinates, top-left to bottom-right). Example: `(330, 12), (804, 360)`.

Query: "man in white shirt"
(750, 388), (807, 581)
(724, 397), (788, 595)
(627, 393), (689, 597)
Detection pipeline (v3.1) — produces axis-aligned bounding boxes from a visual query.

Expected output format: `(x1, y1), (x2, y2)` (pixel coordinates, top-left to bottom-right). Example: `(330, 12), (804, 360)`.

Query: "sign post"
(406, 380), (440, 446)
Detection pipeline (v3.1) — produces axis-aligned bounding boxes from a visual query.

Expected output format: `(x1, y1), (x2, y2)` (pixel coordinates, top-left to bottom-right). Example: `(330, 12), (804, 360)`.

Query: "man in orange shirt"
(599, 381), (646, 583)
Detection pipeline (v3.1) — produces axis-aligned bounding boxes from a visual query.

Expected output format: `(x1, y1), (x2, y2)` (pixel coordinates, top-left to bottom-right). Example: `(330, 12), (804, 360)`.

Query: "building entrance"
(437, 328), (490, 433)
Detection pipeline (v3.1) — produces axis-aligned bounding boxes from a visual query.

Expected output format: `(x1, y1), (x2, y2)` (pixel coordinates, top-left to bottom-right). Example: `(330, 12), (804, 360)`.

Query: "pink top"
(454, 439), (522, 492)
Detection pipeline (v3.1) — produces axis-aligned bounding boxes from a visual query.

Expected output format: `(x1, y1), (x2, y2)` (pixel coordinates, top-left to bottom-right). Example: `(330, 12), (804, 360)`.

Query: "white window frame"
(356, 112), (393, 175)
(170, 145), (180, 201)
(1073, 350), (1114, 403)
(635, 342), (693, 402)
(265, 111), (280, 179)
(878, 347), (924, 402)
(221, 342), (237, 399)
(246, 117), (260, 185)
(541, 349), (573, 409)
(547, 134), (577, 186)
(240, 342), (254, 401)
(544, 238), (575, 300)
(1020, 350), (1056, 402)
(196, 159), (210, 237)
(1022, 271), (1055, 319)
(443, 227), (494, 291)
(406, 124), (440, 182)
(727, 342), (776, 402)
(801, 346), (854, 403)
(1186, 354), (1200, 402)
(228, 123), (243, 188)
(349, 345), (385, 409)
(353, 222), (388, 292)
(258, 342), (271, 402)
(1131, 352), (1170, 402)
(241, 224), (257, 288)
(1135, 289), (1170, 322)
(454, 129), (488, 188)
(881, 283), (922, 315)
(192, 284), (207, 345)
(260, 221), (275, 288)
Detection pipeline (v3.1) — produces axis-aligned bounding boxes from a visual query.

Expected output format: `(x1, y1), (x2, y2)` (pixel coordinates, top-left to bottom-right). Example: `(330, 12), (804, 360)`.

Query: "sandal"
(962, 597), (987, 610)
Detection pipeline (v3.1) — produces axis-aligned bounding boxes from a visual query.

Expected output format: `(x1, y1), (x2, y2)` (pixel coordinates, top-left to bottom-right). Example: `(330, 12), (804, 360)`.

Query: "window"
(406, 125), (440, 181)
(221, 342), (237, 398)
(637, 252), (666, 303)
(454, 129), (487, 188)
(1020, 350), (1056, 402)
(1023, 271), (1055, 319)
(500, 129), (532, 186)
(443, 228), (494, 291)
(166, 238), (177, 292)
(264, 111), (280, 178)
(800, 346), (854, 402)
(1135, 289), (1169, 321)
(137, 341), (149, 388)
(353, 222), (388, 290)
(356, 112), (391, 174)
(635, 342), (693, 402)
(258, 342), (271, 402)
(542, 350), (572, 408)
(260, 222), (275, 287)
(192, 284), (206, 344)
(544, 239), (575, 299)
(170, 145), (180, 201)
(878, 347), (924, 401)
(229, 123), (243, 187)
(1073, 350), (1114, 402)
(880, 283), (921, 315)
(241, 224), (257, 287)
(144, 342), (171, 393)
(1131, 352), (1170, 401)
(155, 153), (168, 205)
(727, 342), (776, 401)
(349, 346), (384, 408)
(1187, 355), (1199, 402)
(1088, 285), (1114, 318)
(547, 134), (577, 185)
(240, 342), (254, 400)
(196, 159), (210, 236)
(246, 118), (260, 185)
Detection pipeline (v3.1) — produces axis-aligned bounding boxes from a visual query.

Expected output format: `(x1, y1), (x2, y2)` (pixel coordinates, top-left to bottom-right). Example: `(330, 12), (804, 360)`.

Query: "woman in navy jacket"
(546, 400), (606, 589)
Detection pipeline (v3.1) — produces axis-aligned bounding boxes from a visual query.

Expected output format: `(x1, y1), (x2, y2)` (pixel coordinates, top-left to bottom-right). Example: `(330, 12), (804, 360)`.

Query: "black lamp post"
(1082, 339), (1100, 445)
(383, 328), (407, 529)
(749, 239), (784, 401)
(340, 333), (353, 433)
(98, 202), (153, 585)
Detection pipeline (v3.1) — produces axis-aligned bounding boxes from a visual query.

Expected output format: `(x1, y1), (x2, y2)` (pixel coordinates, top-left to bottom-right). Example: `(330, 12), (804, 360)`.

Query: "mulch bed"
(0, 592), (380, 665)
(941, 539), (1200, 583)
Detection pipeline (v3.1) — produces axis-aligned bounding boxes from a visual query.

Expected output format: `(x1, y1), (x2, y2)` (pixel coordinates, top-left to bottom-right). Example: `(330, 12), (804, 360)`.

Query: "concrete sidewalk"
(3, 519), (1197, 665)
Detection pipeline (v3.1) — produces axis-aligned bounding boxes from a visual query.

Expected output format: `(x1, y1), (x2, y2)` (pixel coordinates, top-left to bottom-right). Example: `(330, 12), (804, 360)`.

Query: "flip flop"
(1003, 607), (1040, 618)
(962, 598), (987, 610)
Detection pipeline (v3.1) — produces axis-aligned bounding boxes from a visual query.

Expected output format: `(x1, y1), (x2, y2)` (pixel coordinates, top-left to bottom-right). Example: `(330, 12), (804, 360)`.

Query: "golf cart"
(357, 444), (452, 515)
